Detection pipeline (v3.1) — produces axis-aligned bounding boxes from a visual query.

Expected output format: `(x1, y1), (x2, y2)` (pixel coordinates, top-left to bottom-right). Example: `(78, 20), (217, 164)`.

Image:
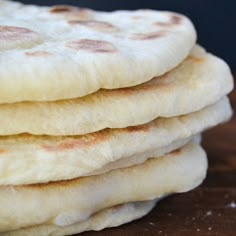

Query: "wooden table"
(81, 87), (236, 236)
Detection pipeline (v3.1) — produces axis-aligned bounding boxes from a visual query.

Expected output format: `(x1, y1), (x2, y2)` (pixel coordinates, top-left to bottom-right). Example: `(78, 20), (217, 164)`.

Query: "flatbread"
(0, 96), (230, 185)
(0, 142), (207, 232)
(3, 200), (158, 236)
(0, 0), (196, 103)
(0, 46), (232, 136)
(0, 135), (191, 185)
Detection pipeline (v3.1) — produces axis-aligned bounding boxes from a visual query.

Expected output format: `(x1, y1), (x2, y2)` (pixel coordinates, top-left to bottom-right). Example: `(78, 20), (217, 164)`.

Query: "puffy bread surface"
(0, 0), (196, 103)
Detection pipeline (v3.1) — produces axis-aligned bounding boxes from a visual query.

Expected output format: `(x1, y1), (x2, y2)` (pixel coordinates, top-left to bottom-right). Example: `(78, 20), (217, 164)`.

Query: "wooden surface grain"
(80, 87), (236, 236)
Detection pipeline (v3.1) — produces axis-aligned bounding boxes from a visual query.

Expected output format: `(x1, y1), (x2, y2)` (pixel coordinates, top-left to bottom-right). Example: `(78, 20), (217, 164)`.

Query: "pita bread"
(0, 0), (196, 103)
(0, 134), (191, 186)
(3, 200), (158, 236)
(0, 97), (230, 185)
(0, 142), (207, 232)
(0, 46), (232, 136)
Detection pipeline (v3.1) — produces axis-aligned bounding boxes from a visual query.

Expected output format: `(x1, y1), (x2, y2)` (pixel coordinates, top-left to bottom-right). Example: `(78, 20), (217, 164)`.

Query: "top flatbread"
(0, 0), (196, 103)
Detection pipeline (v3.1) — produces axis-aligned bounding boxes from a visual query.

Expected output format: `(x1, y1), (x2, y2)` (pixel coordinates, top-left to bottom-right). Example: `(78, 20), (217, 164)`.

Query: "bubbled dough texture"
(0, 0), (196, 103)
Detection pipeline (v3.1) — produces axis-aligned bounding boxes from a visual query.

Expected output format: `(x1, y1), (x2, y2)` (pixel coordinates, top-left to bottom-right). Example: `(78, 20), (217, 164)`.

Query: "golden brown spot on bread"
(130, 31), (166, 40)
(42, 140), (86, 152)
(68, 20), (119, 32)
(171, 148), (182, 155)
(25, 51), (52, 57)
(187, 55), (204, 63)
(0, 26), (38, 41)
(42, 131), (109, 152)
(170, 14), (183, 25)
(42, 139), (91, 152)
(50, 5), (92, 21)
(154, 14), (183, 27)
(154, 22), (171, 27)
(0, 149), (5, 154)
(50, 5), (75, 13)
(124, 124), (150, 133)
(66, 39), (117, 53)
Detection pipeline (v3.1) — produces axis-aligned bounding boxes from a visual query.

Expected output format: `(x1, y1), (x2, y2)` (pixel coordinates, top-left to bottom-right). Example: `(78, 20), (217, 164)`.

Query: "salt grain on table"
(228, 201), (236, 208)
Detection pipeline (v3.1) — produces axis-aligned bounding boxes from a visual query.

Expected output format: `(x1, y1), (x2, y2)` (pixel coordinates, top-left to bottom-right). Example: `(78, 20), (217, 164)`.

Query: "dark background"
(21, 0), (236, 72)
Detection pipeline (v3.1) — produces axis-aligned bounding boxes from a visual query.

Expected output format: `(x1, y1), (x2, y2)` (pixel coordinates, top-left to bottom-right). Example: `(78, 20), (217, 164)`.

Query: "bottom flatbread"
(0, 142), (207, 233)
(3, 200), (158, 236)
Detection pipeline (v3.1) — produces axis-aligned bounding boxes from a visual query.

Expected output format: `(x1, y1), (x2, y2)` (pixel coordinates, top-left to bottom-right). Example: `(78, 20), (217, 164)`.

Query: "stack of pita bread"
(0, 1), (234, 235)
